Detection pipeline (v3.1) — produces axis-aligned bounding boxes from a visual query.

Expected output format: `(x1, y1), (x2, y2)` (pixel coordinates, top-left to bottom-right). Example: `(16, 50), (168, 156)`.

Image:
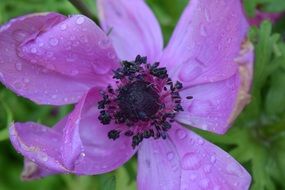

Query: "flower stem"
(68, 0), (99, 24)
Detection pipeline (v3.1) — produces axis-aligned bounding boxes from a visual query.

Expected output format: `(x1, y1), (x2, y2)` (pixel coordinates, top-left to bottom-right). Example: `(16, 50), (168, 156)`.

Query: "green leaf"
(265, 70), (285, 116)
(116, 165), (136, 190)
(101, 175), (116, 190)
(262, 0), (285, 12)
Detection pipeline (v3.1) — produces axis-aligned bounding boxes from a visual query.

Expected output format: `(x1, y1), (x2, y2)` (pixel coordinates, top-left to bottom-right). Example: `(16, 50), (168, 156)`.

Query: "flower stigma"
(98, 55), (190, 148)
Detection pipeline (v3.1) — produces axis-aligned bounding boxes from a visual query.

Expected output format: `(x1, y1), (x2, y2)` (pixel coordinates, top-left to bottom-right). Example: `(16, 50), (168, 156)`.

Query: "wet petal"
(62, 88), (137, 174)
(0, 13), (117, 105)
(176, 74), (239, 134)
(20, 14), (119, 83)
(9, 121), (69, 173)
(21, 159), (58, 180)
(97, 0), (163, 62)
(176, 40), (254, 134)
(137, 138), (181, 190)
(160, 0), (249, 87)
(169, 123), (251, 190)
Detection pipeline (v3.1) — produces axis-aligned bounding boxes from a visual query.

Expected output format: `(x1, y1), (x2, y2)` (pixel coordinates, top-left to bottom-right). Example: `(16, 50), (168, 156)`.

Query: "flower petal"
(97, 0), (163, 62)
(176, 74), (239, 134)
(19, 14), (118, 84)
(176, 39), (254, 134)
(137, 138), (181, 190)
(21, 159), (58, 180)
(160, 0), (249, 87)
(168, 123), (251, 190)
(0, 13), (117, 105)
(62, 88), (136, 174)
(249, 11), (283, 26)
(9, 121), (69, 173)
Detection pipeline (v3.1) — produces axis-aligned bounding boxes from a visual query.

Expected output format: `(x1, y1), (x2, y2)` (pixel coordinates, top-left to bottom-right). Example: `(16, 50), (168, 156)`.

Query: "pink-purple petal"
(97, 0), (163, 62)
(21, 159), (58, 180)
(62, 88), (137, 174)
(0, 13), (117, 105)
(176, 74), (239, 134)
(19, 14), (119, 82)
(168, 123), (251, 190)
(160, 0), (249, 87)
(137, 138), (181, 190)
(9, 122), (69, 173)
(249, 11), (283, 26)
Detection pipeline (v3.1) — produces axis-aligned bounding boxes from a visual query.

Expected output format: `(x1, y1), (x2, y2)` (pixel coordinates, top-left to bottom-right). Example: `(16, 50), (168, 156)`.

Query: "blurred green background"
(0, 0), (285, 190)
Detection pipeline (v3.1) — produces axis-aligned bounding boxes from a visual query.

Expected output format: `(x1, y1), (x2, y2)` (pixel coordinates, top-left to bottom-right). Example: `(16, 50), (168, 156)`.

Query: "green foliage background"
(0, 0), (285, 189)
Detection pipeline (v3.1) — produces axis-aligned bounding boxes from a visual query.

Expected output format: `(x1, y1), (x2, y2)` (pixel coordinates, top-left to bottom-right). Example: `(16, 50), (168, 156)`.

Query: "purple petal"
(21, 159), (58, 180)
(176, 74), (238, 134)
(10, 88), (136, 176)
(9, 121), (69, 173)
(168, 123), (251, 190)
(249, 11), (283, 26)
(137, 138), (181, 190)
(97, 0), (163, 62)
(160, 0), (249, 87)
(0, 13), (118, 105)
(62, 88), (136, 174)
(19, 14), (119, 84)
(176, 40), (254, 134)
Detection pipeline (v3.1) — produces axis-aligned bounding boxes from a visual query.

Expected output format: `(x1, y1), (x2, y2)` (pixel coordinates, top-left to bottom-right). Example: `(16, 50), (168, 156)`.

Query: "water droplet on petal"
(204, 9), (211, 22)
(80, 152), (86, 157)
(60, 24), (67, 30)
(31, 47), (37, 54)
(179, 64), (202, 82)
(167, 152), (174, 161)
(92, 61), (111, 74)
(199, 178), (209, 189)
(49, 38), (59, 46)
(15, 62), (23, 71)
(226, 163), (242, 176)
(38, 42), (44, 47)
(204, 164), (212, 173)
(108, 52), (116, 59)
(181, 152), (201, 170)
(210, 155), (216, 164)
(38, 152), (48, 162)
(23, 78), (30, 83)
(0, 72), (4, 82)
(200, 25), (208, 36)
(76, 16), (85, 25)
(80, 35), (88, 43)
(198, 138), (205, 145)
(71, 69), (79, 76)
(13, 30), (29, 42)
(98, 39), (111, 49)
(175, 129), (187, 140)
(189, 174), (197, 180)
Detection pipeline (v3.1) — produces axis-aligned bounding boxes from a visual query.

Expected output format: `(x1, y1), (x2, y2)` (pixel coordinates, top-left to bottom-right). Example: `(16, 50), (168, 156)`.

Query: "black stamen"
(108, 130), (120, 140)
(98, 110), (111, 125)
(97, 55), (190, 148)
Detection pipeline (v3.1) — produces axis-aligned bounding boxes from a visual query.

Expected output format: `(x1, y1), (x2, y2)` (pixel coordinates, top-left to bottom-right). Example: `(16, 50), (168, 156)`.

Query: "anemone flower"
(0, 0), (253, 189)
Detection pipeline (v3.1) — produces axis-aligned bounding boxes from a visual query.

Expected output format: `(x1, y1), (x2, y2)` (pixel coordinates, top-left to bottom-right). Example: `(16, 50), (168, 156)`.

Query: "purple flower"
(0, 0), (253, 189)
(249, 10), (283, 26)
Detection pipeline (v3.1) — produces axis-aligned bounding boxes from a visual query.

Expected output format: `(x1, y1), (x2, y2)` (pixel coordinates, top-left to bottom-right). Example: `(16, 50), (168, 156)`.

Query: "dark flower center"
(117, 81), (160, 122)
(98, 55), (189, 148)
